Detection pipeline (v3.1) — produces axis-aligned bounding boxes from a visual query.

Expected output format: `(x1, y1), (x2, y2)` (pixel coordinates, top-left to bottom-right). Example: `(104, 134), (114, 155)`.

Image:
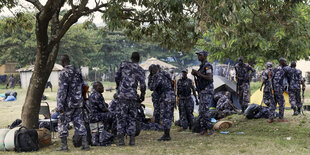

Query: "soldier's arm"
(197, 65), (213, 80)
(177, 80), (181, 97)
(115, 63), (122, 89)
(139, 70), (147, 101)
(57, 72), (69, 113)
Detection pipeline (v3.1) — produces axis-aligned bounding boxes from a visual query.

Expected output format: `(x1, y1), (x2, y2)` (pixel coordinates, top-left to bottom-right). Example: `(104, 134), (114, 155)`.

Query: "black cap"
(195, 50), (209, 57)
(279, 58), (286, 62)
(181, 69), (188, 73)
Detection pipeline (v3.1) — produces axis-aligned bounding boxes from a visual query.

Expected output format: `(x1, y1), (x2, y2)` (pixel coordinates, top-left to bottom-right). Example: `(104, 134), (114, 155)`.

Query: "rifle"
(193, 75), (200, 105)
(235, 67), (239, 95)
(302, 89), (305, 115)
(268, 71), (276, 106)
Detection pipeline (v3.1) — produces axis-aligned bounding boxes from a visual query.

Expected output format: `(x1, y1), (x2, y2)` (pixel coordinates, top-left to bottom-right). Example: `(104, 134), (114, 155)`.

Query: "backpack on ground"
(14, 127), (39, 152)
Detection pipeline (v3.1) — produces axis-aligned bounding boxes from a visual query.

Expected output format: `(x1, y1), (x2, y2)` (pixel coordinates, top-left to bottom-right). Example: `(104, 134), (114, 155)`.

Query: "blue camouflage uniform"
(288, 68), (303, 109)
(148, 75), (160, 124)
(261, 68), (274, 107)
(216, 94), (233, 111)
(115, 61), (146, 136)
(269, 65), (290, 119)
(89, 90), (114, 124)
(196, 61), (214, 131)
(177, 78), (195, 130)
(57, 65), (87, 138)
(149, 71), (176, 130)
(235, 63), (256, 111)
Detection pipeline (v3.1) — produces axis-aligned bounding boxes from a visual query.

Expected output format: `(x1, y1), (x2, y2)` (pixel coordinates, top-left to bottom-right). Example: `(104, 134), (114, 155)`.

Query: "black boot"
(158, 129), (171, 141)
(293, 107), (299, 116)
(81, 135), (90, 151)
(56, 137), (69, 151)
(129, 136), (135, 146)
(118, 134), (125, 146)
(297, 107), (301, 114)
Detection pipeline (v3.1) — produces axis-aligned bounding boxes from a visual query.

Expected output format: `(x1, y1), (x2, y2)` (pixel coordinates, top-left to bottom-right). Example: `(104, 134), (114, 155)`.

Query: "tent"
(250, 88), (291, 108)
(140, 58), (176, 70)
(211, 75), (241, 109)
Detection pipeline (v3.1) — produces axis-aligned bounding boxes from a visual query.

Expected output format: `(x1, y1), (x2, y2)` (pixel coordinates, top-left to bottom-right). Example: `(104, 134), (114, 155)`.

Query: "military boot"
(56, 137), (69, 151)
(80, 135), (90, 151)
(129, 136), (135, 146)
(297, 107), (301, 114)
(158, 129), (171, 141)
(118, 134), (125, 146)
(293, 107), (299, 116)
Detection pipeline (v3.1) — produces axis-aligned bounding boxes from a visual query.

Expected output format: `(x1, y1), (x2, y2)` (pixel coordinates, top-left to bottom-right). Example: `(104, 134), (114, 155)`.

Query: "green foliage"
(196, 1), (310, 67)
(0, 14), (36, 67)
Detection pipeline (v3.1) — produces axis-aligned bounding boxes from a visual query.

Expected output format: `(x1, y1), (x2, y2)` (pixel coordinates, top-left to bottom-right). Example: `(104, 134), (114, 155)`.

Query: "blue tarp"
(4, 96), (16, 101)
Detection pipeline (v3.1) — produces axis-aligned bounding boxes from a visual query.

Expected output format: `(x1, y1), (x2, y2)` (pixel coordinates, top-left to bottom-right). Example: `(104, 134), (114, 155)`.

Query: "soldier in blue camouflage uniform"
(149, 65), (176, 141)
(191, 51), (214, 136)
(288, 62), (305, 116)
(177, 69), (197, 131)
(260, 62), (274, 107)
(148, 66), (160, 124)
(269, 58), (290, 123)
(56, 54), (89, 151)
(115, 52), (146, 146)
(216, 91), (234, 112)
(234, 57), (256, 112)
(89, 82), (114, 127)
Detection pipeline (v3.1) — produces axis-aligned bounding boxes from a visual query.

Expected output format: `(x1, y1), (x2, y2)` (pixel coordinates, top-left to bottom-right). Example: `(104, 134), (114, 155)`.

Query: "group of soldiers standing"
(55, 51), (306, 151)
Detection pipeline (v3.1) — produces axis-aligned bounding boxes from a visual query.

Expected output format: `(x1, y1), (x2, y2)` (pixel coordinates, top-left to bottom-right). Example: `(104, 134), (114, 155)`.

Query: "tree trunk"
(21, 10), (60, 129)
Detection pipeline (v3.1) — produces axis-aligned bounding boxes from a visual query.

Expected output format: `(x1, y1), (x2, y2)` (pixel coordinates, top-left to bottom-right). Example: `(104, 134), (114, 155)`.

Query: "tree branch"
(25, 0), (43, 11)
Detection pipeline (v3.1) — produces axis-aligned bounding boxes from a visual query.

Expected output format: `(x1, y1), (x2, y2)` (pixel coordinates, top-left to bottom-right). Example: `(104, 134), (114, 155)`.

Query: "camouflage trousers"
(263, 91), (273, 107)
(90, 112), (114, 126)
(216, 102), (233, 111)
(160, 101), (174, 130)
(289, 89), (302, 109)
(198, 93), (213, 130)
(238, 82), (250, 111)
(179, 96), (194, 129)
(58, 108), (87, 138)
(269, 90), (285, 119)
(152, 94), (160, 124)
(116, 100), (137, 136)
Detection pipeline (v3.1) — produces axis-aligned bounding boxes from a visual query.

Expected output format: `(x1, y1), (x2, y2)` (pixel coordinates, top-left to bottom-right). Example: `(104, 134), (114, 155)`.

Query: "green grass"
(250, 82), (261, 95)
(2, 82), (310, 154)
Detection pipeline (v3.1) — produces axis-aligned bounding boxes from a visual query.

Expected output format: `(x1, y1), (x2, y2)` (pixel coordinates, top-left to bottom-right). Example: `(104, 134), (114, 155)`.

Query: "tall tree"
(1, 0), (199, 129)
(195, 0), (310, 65)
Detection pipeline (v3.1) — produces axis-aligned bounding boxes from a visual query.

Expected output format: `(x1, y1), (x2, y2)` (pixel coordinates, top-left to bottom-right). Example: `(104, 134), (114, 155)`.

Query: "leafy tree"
(196, 0), (310, 66)
(1, 0), (200, 129)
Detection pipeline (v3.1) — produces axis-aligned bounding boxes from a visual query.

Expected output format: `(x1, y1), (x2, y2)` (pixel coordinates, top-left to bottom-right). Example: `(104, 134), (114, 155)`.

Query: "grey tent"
(212, 75), (241, 109)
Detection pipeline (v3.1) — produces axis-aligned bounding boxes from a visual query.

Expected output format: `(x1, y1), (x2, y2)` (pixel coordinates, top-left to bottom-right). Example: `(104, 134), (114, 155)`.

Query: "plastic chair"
(39, 102), (57, 139)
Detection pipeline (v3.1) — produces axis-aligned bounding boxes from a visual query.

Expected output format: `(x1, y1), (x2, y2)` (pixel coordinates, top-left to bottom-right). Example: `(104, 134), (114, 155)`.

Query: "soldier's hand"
(139, 95), (145, 102)
(191, 69), (198, 76)
(260, 87), (262, 91)
(195, 99), (199, 105)
(141, 104), (146, 109)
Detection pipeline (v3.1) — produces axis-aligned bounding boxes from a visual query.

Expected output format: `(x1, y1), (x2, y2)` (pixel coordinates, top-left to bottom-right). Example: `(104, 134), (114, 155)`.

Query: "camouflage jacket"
(89, 90), (109, 114)
(234, 62), (256, 84)
(177, 78), (194, 98)
(262, 68), (274, 92)
(57, 65), (84, 111)
(272, 65), (290, 92)
(197, 61), (214, 94)
(115, 61), (146, 100)
(149, 71), (176, 103)
(287, 68), (303, 90)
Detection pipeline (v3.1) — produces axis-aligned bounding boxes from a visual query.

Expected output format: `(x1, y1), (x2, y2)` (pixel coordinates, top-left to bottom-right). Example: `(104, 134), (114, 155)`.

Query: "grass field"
(1, 82), (310, 154)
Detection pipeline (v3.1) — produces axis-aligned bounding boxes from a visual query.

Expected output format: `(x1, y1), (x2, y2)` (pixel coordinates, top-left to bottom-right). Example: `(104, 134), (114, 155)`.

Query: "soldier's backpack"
(14, 127), (39, 152)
